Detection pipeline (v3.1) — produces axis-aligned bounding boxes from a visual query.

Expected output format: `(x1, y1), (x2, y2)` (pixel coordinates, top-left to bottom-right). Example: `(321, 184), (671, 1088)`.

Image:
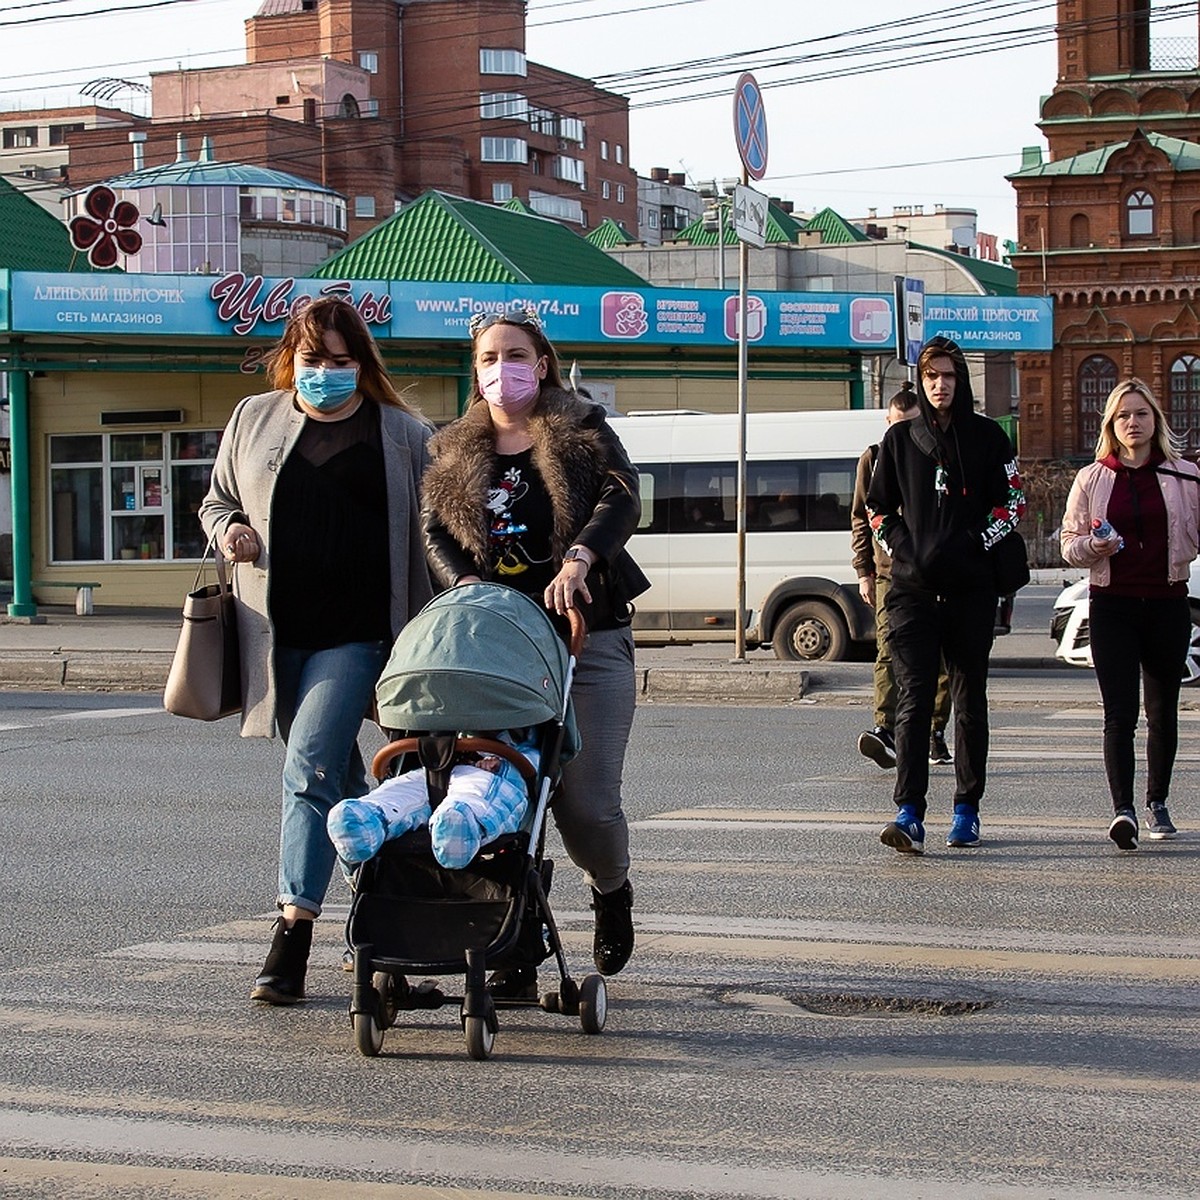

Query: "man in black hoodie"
(866, 337), (1026, 853)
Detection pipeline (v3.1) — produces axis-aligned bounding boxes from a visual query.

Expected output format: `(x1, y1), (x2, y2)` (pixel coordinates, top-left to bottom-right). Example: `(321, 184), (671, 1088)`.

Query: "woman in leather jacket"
(421, 309), (649, 994)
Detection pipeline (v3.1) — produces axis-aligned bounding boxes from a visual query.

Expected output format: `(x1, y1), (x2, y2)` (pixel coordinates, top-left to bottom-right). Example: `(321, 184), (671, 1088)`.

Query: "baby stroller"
(345, 581), (607, 1060)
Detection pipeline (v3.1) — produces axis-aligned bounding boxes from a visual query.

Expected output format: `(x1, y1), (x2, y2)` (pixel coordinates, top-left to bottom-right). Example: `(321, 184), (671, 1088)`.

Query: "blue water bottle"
(1092, 517), (1124, 551)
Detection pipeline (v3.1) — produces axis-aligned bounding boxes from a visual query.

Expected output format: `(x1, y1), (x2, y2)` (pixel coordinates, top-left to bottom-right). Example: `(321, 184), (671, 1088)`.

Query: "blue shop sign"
(7, 272), (1054, 352)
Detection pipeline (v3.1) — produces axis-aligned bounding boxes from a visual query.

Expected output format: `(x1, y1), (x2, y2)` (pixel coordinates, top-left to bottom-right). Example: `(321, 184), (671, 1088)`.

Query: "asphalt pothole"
(790, 991), (994, 1018)
(720, 988), (995, 1018)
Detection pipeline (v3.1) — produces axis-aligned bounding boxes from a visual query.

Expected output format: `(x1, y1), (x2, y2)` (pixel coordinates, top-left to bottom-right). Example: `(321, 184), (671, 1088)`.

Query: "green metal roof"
(911, 243), (1019, 296)
(1009, 129), (1200, 177)
(312, 190), (649, 285)
(585, 216), (638, 249)
(803, 207), (870, 244)
(0, 176), (98, 272)
(502, 196), (538, 216)
(672, 199), (803, 246)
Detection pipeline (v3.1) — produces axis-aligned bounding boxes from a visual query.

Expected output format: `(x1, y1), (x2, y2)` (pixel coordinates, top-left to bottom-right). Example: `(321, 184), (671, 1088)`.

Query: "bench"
(32, 580), (101, 616)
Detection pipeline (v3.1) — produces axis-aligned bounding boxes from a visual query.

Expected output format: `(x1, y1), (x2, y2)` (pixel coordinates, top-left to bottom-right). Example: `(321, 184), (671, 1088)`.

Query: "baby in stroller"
(328, 730), (540, 870)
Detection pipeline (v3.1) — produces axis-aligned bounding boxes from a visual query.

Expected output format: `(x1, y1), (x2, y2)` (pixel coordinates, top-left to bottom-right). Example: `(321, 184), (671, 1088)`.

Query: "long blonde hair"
(1095, 377), (1182, 462)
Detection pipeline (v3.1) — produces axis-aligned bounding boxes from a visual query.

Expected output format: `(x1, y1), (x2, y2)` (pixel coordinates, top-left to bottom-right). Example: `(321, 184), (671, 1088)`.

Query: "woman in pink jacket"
(1061, 378), (1200, 850)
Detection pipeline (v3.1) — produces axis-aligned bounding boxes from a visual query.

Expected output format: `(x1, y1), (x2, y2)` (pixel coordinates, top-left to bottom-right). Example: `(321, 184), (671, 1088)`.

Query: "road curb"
(642, 665), (808, 703)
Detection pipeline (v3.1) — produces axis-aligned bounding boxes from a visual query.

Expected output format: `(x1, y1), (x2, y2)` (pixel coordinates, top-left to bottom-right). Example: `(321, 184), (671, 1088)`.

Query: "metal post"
(6, 368), (37, 618)
(734, 173), (750, 660)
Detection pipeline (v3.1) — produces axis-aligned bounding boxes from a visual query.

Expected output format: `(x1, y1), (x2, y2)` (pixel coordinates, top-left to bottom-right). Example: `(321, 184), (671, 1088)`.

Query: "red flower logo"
(69, 185), (142, 269)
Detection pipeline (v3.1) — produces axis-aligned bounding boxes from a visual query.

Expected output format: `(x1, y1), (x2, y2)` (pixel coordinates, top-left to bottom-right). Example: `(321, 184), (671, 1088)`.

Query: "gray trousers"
(556, 624), (635, 895)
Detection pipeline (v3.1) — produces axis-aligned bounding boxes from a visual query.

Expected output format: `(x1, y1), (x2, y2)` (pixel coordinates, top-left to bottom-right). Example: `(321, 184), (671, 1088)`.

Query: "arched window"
(1069, 212), (1090, 247)
(1078, 355), (1117, 452)
(340, 94), (360, 119)
(1126, 189), (1154, 235)
(1170, 355), (1200, 453)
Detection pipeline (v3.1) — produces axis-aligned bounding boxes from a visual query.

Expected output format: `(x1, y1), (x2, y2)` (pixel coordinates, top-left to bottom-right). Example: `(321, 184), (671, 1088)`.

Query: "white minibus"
(610, 408), (888, 661)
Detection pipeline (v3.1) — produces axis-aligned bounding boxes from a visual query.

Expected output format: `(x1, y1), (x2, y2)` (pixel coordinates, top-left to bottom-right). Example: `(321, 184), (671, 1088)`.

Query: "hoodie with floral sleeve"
(865, 342), (1025, 595)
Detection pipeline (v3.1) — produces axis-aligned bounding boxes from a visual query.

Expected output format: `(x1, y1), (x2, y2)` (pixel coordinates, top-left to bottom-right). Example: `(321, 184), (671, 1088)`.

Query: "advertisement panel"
(7, 272), (1055, 352)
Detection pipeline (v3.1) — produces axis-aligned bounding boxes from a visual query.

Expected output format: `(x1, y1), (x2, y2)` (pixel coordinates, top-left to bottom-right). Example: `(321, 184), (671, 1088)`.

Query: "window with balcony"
(3, 126), (37, 149)
(1126, 189), (1155, 236)
(49, 123), (85, 146)
(482, 137), (528, 163)
(480, 48), (527, 76)
(529, 190), (583, 224)
(554, 156), (585, 186)
(559, 117), (584, 143)
(481, 92), (528, 120)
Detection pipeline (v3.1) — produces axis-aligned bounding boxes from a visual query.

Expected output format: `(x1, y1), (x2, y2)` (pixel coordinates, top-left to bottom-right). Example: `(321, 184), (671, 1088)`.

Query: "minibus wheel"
(773, 600), (848, 662)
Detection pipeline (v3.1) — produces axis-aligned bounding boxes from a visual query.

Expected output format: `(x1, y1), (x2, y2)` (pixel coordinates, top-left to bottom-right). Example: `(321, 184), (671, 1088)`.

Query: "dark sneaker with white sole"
(1146, 803), (1178, 840)
(1108, 809), (1138, 851)
(858, 726), (897, 769)
(591, 881), (634, 975)
(929, 729), (952, 765)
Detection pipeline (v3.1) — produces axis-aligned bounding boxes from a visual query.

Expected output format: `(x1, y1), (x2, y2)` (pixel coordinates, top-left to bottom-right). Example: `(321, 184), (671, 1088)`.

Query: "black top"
(269, 401), (391, 648)
(487, 448), (557, 598)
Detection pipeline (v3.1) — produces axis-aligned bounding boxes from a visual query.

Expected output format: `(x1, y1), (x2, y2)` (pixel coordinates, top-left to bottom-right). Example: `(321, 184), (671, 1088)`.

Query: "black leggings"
(1088, 593), (1191, 813)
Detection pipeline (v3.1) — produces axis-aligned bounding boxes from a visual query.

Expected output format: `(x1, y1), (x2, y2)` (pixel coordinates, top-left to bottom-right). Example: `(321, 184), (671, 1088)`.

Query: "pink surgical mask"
(478, 360), (541, 413)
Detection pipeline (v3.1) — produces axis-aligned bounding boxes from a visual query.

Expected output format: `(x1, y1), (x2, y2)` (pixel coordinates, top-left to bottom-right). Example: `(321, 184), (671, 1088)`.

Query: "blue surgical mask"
(295, 365), (359, 411)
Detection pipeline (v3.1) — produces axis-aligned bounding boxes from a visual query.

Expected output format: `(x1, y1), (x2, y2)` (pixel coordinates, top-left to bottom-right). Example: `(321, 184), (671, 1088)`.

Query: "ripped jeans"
(274, 640), (388, 915)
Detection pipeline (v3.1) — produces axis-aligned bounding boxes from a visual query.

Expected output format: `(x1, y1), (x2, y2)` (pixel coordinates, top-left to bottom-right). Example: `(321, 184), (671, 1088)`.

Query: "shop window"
(1170, 354), (1200, 453)
(1126, 189), (1154, 236)
(49, 431), (219, 563)
(1077, 355), (1116, 453)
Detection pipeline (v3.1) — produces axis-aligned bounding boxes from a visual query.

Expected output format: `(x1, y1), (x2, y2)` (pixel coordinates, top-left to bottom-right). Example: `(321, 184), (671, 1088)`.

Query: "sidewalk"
(0, 603), (1068, 702)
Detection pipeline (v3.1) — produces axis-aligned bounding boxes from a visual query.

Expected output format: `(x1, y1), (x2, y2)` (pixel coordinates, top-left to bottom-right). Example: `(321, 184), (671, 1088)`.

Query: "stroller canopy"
(376, 583), (575, 738)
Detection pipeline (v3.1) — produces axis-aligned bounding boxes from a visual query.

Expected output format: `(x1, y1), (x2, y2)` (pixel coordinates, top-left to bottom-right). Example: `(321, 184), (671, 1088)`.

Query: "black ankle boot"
(591, 881), (634, 976)
(250, 917), (313, 1005)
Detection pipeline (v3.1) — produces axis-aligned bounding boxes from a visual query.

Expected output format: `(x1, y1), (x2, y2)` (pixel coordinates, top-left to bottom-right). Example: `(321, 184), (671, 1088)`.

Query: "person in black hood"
(866, 337), (1026, 854)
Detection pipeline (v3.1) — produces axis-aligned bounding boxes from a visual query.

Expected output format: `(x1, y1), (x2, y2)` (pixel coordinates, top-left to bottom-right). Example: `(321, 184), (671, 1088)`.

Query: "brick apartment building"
(1009, 0), (1200, 460)
(32, 0), (638, 241)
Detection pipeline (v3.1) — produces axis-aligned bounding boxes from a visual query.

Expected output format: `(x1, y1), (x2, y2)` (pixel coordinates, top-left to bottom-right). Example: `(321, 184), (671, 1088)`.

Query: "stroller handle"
(372, 734), (538, 784)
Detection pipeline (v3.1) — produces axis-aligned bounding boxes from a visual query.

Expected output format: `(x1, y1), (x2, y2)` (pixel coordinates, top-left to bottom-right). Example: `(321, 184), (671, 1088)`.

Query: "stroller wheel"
(353, 1011), (385, 1057)
(464, 1015), (495, 1060)
(579, 974), (607, 1034)
(374, 971), (404, 1028)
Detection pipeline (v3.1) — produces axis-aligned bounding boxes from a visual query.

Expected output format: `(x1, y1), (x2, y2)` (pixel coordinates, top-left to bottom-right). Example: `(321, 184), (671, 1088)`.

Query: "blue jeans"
(274, 640), (388, 915)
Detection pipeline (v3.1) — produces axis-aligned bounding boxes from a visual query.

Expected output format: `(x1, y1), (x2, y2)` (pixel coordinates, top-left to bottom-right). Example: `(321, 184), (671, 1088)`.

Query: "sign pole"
(734, 166), (750, 661)
(731, 71), (767, 662)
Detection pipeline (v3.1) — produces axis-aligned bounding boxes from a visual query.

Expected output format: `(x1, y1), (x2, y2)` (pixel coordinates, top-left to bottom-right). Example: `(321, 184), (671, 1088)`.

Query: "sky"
(1, 0), (1196, 243)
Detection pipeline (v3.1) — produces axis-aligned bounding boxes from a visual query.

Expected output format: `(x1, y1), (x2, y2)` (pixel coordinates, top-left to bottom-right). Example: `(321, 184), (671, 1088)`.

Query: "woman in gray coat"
(200, 297), (432, 1005)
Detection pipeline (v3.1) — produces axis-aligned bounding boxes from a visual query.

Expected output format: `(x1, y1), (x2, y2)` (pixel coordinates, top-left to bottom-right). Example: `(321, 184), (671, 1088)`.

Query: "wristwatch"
(563, 546), (589, 564)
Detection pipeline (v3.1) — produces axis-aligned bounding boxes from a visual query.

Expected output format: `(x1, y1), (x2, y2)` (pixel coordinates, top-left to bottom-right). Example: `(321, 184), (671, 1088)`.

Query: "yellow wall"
(28, 362), (853, 608)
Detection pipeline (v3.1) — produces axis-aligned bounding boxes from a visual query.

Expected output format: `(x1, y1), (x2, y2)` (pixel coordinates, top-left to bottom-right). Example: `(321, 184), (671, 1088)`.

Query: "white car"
(1050, 562), (1200, 685)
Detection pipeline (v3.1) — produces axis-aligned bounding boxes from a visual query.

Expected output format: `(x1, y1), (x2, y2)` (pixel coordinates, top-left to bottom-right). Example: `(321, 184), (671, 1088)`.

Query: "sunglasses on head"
(468, 307), (544, 337)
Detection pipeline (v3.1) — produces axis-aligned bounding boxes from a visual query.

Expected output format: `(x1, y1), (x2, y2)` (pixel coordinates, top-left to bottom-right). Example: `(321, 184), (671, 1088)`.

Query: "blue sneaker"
(880, 806), (925, 855)
(946, 807), (981, 848)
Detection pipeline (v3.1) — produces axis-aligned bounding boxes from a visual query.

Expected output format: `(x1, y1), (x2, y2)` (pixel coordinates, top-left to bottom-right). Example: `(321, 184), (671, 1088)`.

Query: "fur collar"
(423, 387), (610, 568)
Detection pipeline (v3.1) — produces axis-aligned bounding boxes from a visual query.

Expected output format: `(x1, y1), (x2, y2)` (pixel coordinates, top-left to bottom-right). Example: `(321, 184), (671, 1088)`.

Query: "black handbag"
(991, 528), (1031, 596)
(163, 538), (242, 720)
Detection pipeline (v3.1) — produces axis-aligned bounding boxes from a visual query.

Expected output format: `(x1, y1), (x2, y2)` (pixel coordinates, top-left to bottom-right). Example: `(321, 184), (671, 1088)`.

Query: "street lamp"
(698, 179), (738, 289)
